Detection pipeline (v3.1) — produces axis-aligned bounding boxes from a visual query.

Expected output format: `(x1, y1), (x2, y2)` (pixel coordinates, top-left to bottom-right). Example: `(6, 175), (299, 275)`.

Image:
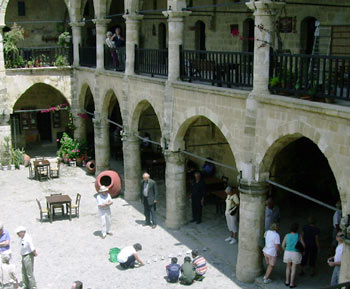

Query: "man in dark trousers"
(191, 171), (206, 224)
(140, 172), (158, 228)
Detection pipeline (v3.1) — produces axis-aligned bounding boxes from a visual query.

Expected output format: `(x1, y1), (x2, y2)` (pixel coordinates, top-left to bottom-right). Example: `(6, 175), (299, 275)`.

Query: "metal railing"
(180, 48), (254, 88)
(320, 281), (350, 289)
(104, 45), (125, 72)
(270, 52), (350, 101)
(5, 46), (72, 68)
(135, 45), (168, 77)
(79, 45), (96, 68)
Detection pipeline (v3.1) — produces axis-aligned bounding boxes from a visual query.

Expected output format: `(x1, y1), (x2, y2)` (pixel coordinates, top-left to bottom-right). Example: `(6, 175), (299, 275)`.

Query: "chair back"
(35, 157), (45, 161)
(50, 193), (62, 196)
(36, 199), (42, 210)
(75, 193), (81, 206)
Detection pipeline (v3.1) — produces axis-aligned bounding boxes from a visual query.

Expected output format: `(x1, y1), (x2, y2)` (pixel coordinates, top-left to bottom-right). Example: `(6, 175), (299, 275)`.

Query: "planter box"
(2, 166), (8, 171)
(10, 164), (15, 171)
(69, 160), (76, 167)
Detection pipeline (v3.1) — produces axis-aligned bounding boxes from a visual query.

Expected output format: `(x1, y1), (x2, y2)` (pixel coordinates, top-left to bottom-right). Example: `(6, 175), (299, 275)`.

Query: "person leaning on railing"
(328, 232), (344, 286)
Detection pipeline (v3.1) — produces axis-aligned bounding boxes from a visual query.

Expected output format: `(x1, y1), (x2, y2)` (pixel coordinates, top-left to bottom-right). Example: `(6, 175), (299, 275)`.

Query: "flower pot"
(24, 154), (31, 167)
(69, 160), (76, 167)
(95, 170), (122, 198)
(86, 160), (96, 174)
(19, 165), (25, 170)
(2, 165), (8, 171)
(10, 164), (15, 171)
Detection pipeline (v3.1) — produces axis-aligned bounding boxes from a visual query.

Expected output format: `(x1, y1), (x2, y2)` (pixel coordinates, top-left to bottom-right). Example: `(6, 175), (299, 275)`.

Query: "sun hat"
(99, 185), (109, 193)
(15, 226), (26, 233)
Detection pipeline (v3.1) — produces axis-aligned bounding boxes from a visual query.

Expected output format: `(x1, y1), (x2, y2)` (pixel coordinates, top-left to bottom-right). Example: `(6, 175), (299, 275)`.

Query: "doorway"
(37, 112), (52, 142)
(243, 18), (254, 52)
(195, 21), (206, 51)
(301, 17), (317, 54)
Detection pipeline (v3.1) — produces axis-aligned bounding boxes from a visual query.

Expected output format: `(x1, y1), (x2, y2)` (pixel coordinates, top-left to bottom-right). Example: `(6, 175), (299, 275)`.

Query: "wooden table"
(46, 195), (72, 223)
(33, 160), (50, 180)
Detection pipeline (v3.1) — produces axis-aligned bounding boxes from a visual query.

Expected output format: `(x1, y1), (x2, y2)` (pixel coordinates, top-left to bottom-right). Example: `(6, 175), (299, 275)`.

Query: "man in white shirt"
(328, 232), (344, 286)
(96, 185), (113, 239)
(16, 226), (37, 289)
(118, 243), (144, 269)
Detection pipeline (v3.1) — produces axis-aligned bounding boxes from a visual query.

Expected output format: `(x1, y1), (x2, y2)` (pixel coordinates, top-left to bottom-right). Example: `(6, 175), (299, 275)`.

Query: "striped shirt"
(192, 256), (207, 275)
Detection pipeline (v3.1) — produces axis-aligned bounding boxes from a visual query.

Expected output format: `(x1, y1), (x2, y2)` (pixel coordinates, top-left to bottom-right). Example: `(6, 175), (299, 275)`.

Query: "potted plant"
(0, 137), (12, 171)
(57, 133), (87, 166)
(11, 147), (25, 169)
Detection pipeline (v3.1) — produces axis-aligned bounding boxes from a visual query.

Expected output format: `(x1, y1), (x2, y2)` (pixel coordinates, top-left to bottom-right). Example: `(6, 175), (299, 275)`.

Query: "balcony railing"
(135, 46), (168, 77)
(5, 46), (72, 69)
(270, 52), (350, 101)
(104, 45), (125, 72)
(79, 45), (96, 68)
(180, 48), (254, 88)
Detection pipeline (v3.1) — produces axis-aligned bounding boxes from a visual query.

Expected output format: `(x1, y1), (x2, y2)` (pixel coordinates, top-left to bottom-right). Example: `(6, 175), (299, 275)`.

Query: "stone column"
(236, 179), (268, 283)
(72, 108), (86, 141)
(69, 22), (84, 67)
(93, 19), (111, 70)
(0, 25), (5, 71)
(163, 10), (191, 82)
(123, 14), (143, 75)
(93, 116), (110, 175)
(122, 134), (141, 200)
(246, 0), (285, 95)
(164, 150), (186, 229)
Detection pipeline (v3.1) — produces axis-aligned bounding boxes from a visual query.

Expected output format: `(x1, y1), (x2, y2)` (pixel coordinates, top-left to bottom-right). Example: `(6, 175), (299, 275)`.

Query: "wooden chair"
(28, 163), (35, 179)
(36, 199), (49, 222)
(50, 193), (64, 216)
(50, 159), (61, 178)
(37, 165), (49, 181)
(70, 193), (81, 218)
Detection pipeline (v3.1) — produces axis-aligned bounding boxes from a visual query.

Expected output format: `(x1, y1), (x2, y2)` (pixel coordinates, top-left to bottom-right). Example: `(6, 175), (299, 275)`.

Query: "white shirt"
(105, 38), (116, 49)
(333, 210), (342, 228)
(263, 230), (280, 257)
(0, 263), (17, 284)
(225, 194), (239, 213)
(334, 243), (344, 263)
(20, 233), (35, 256)
(118, 246), (136, 263)
(97, 193), (112, 216)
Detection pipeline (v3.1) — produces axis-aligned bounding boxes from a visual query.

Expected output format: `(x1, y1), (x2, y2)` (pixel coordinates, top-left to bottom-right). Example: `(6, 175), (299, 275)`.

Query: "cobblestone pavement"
(0, 157), (332, 289)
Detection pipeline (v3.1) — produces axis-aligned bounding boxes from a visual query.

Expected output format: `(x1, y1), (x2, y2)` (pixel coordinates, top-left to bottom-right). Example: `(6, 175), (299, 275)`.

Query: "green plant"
(11, 147), (25, 168)
(269, 76), (281, 88)
(55, 54), (69, 66)
(0, 137), (12, 165)
(3, 24), (24, 58)
(58, 133), (87, 162)
(67, 112), (76, 130)
(57, 31), (71, 48)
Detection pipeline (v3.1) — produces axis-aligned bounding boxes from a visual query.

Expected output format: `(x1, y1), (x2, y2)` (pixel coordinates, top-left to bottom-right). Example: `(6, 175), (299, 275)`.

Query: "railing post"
(93, 19), (111, 70)
(123, 14), (144, 76)
(134, 44), (138, 74)
(163, 9), (191, 82)
(69, 21), (84, 67)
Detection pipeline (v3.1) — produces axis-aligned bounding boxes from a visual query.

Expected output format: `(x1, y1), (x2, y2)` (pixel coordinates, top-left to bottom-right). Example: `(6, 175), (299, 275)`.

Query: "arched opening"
(300, 17), (317, 54)
(263, 136), (340, 287)
(243, 18), (254, 52)
(158, 23), (167, 49)
(195, 21), (206, 51)
(12, 83), (70, 152)
(83, 86), (95, 158)
(107, 0), (125, 33)
(82, 0), (96, 47)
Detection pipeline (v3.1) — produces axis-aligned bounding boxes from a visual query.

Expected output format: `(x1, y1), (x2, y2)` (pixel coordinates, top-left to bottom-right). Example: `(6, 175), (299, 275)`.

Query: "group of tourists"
(0, 224), (37, 289)
(105, 27), (125, 71)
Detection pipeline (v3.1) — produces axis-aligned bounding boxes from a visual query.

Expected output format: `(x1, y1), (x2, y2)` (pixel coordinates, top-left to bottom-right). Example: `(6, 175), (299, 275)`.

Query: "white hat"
(15, 226), (26, 233)
(98, 185), (109, 193)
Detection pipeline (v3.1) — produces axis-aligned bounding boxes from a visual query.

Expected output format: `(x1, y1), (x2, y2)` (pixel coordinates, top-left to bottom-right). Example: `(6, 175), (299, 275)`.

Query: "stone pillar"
(0, 25), (5, 71)
(164, 150), (186, 229)
(93, 117), (110, 175)
(72, 108), (86, 141)
(236, 179), (268, 283)
(93, 19), (111, 70)
(123, 14), (143, 75)
(246, 0), (285, 95)
(69, 22), (84, 67)
(163, 10), (191, 82)
(122, 134), (141, 200)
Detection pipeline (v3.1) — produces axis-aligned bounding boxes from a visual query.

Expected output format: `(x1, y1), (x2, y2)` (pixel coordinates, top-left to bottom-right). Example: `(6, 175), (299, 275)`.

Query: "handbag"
(295, 234), (304, 253)
(229, 205), (238, 216)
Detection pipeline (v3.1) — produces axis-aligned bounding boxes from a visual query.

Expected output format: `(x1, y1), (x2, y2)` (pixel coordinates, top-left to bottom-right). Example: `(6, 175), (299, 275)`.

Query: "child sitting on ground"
(166, 257), (181, 283)
(179, 257), (196, 285)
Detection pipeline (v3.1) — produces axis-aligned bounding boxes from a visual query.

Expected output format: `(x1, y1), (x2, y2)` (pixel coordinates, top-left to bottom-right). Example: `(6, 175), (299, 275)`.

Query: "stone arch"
(78, 81), (96, 110)
(100, 88), (124, 121)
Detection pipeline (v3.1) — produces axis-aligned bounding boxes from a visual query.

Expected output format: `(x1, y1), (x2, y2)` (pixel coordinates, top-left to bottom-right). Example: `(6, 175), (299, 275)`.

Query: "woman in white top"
(224, 186), (239, 244)
(97, 185), (113, 239)
(262, 223), (281, 284)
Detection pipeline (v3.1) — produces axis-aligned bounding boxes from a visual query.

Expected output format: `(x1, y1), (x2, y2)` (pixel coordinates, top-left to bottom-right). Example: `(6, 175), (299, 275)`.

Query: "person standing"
(282, 223), (305, 288)
(118, 243), (144, 269)
(265, 198), (280, 232)
(328, 232), (344, 286)
(224, 186), (239, 244)
(140, 173), (158, 229)
(300, 216), (320, 276)
(105, 31), (118, 69)
(262, 223), (281, 284)
(112, 27), (125, 70)
(96, 185), (113, 239)
(332, 201), (342, 248)
(190, 172), (206, 224)
(16, 226), (37, 289)
(0, 223), (11, 259)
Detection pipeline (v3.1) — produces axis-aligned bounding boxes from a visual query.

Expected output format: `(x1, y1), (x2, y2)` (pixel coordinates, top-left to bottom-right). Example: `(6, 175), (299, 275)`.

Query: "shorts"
(263, 252), (277, 266)
(283, 251), (302, 264)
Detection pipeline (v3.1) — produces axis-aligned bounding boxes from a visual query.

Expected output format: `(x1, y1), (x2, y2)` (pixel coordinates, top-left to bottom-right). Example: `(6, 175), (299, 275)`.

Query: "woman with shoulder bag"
(282, 223), (305, 288)
(224, 186), (239, 245)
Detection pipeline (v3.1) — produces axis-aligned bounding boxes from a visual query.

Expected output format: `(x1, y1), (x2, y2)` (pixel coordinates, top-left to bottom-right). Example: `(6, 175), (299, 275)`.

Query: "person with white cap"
(0, 254), (18, 289)
(0, 223), (11, 259)
(16, 226), (37, 289)
(96, 185), (113, 239)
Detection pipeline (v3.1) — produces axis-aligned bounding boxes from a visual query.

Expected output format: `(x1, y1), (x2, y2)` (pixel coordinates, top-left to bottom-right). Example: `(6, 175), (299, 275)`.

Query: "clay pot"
(86, 160), (96, 174)
(95, 170), (122, 198)
(24, 154), (31, 167)
(76, 156), (84, 167)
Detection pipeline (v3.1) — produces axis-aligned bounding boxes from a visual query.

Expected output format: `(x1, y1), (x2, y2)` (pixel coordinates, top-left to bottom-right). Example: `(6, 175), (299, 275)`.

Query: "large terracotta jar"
(86, 160), (96, 174)
(24, 154), (31, 167)
(95, 170), (122, 198)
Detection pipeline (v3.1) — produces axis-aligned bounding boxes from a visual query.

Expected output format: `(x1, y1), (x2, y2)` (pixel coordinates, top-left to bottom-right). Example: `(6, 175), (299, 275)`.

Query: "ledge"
(258, 93), (350, 121)
(127, 74), (167, 86)
(5, 66), (72, 75)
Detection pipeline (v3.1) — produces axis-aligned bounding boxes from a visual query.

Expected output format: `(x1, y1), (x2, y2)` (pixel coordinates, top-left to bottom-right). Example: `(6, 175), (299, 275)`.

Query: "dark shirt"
(114, 35), (125, 48)
(166, 263), (181, 281)
(192, 179), (205, 200)
(181, 262), (195, 283)
(303, 224), (320, 247)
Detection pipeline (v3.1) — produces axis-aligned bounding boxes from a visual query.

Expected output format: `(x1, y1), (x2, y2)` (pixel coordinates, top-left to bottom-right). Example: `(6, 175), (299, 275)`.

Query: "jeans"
(331, 265), (340, 286)
(120, 255), (136, 269)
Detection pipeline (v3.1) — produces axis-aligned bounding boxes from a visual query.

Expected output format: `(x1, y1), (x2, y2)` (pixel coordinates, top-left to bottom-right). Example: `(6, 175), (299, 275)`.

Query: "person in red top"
(191, 250), (207, 281)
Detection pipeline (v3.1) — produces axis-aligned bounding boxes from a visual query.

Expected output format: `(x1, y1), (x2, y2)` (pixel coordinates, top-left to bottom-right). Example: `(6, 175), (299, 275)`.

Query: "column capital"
(246, 0), (285, 16)
(69, 21), (85, 28)
(238, 179), (269, 197)
(164, 150), (185, 165)
(162, 10), (191, 19)
(92, 18), (111, 26)
(123, 14), (144, 22)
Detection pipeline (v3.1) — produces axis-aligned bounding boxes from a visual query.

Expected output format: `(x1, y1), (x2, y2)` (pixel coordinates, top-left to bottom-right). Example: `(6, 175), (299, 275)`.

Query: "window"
(18, 1), (25, 16)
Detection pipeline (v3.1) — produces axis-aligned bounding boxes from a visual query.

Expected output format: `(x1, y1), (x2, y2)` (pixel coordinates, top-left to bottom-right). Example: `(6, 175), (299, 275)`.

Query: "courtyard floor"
(0, 146), (335, 289)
